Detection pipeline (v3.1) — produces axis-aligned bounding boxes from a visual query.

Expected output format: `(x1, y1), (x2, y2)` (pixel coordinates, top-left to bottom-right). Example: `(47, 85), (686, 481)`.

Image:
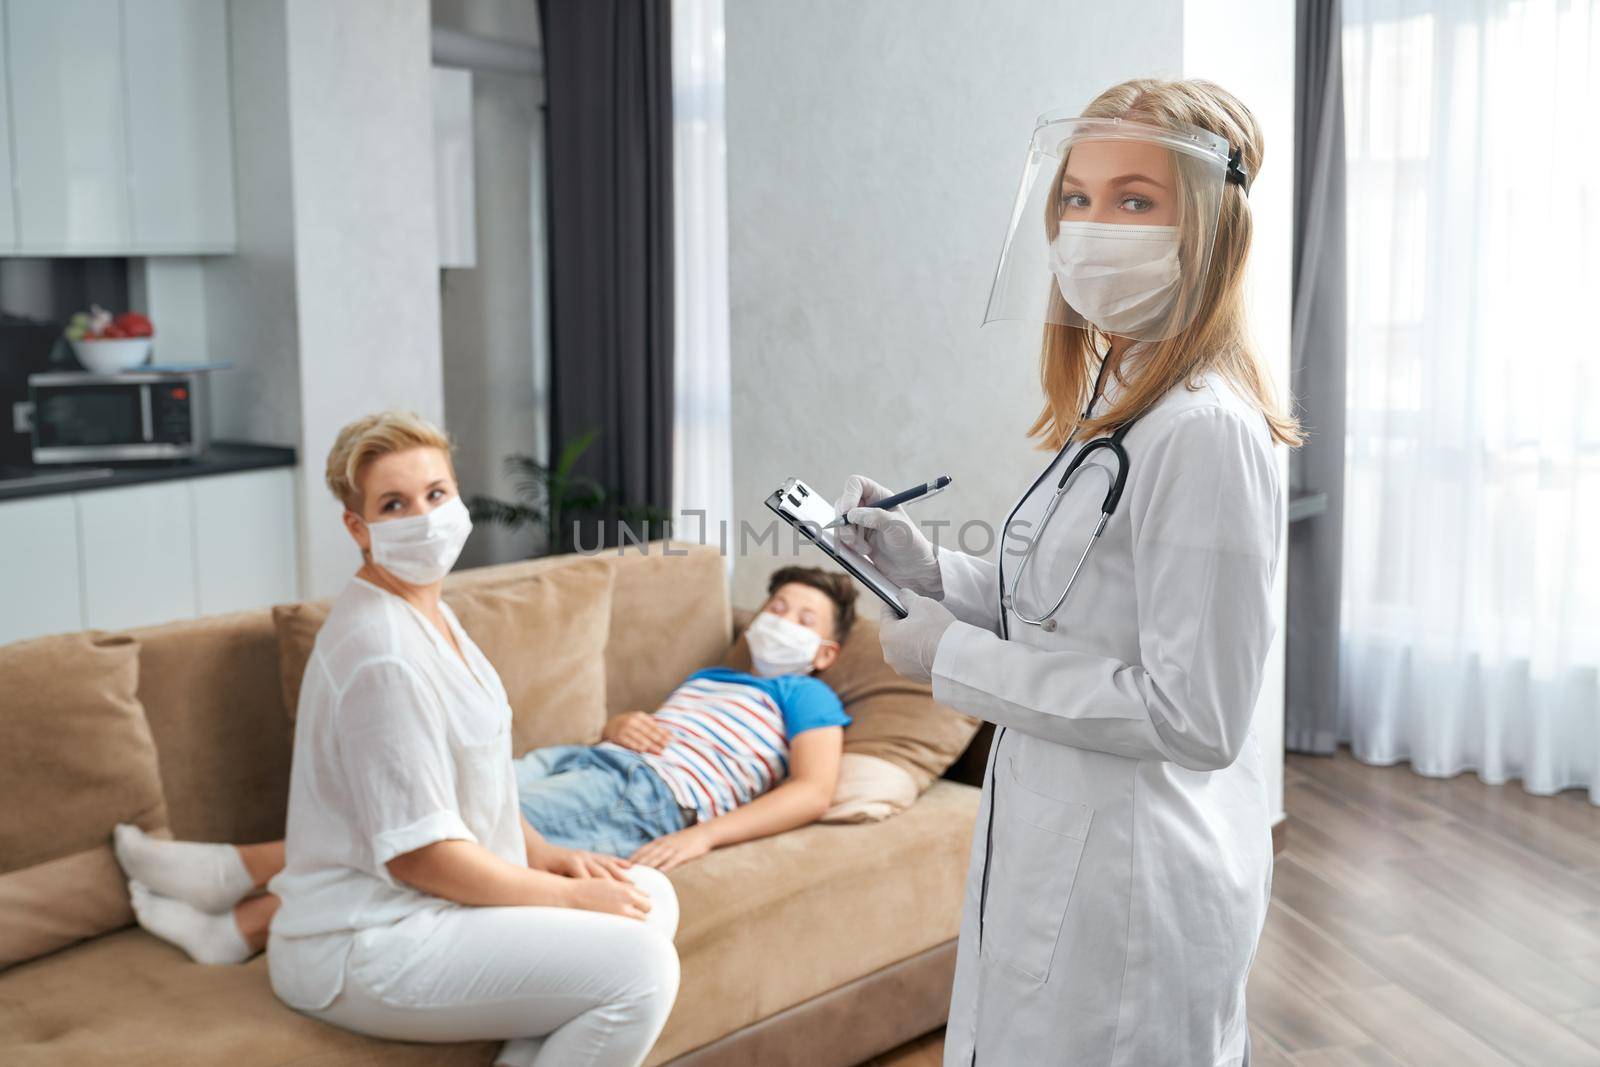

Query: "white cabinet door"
(0, 11), (17, 251)
(0, 495), (83, 645)
(77, 481), (196, 631)
(6, 0), (132, 253)
(123, 0), (236, 251)
(191, 469), (298, 615)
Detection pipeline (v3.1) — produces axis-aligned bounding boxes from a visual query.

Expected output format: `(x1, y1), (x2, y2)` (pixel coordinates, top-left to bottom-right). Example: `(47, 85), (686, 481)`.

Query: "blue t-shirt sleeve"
(685, 668), (850, 736)
(776, 676), (850, 737)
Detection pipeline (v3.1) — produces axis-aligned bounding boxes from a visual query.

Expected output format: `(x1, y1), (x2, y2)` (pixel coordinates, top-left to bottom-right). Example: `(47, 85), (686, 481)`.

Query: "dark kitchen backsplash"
(0, 258), (130, 323)
(0, 259), (131, 465)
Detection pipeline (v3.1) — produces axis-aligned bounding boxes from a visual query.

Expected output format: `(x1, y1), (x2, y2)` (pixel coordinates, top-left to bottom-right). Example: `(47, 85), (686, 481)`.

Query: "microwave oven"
(28, 369), (210, 463)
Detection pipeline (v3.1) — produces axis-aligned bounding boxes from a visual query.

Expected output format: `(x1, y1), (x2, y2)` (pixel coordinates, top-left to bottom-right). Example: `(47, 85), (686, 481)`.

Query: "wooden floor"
(870, 748), (1600, 1066)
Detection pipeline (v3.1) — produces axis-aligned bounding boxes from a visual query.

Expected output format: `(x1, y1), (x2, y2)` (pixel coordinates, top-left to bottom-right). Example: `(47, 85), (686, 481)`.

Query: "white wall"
(725, 0), (1184, 609)
(285, 0), (444, 597)
(1184, 0), (1295, 824)
(202, 0), (445, 599)
(725, 0), (1291, 820)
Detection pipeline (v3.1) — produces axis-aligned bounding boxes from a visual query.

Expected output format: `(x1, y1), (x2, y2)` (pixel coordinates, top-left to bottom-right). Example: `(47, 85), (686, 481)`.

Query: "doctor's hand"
(833, 475), (944, 598)
(879, 590), (957, 684)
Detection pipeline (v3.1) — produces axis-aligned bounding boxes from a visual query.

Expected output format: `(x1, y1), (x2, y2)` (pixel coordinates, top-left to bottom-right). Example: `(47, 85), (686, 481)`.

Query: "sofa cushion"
(272, 543), (732, 729)
(132, 610), (293, 847)
(647, 780), (979, 1064)
(820, 753), (921, 823)
(598, 546), (735, 716)
(0, 633), (167, 970)
(0, 928), (499, 1066)
(444, 543), (736, 716)
(273, 560), (616, 753)
(723, 614), (982, 793)
(0, 782), (980, 1066)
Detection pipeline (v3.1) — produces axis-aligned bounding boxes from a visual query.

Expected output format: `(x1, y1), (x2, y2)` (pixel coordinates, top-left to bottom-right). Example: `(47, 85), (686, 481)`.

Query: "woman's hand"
(833, 475), (944, 598)
(530, 841), (632, 881)
(563, 877), (653, 921)
(629, 824), (714, 872)
(602, 711), (672, 754)
(879, 589), (957, 683)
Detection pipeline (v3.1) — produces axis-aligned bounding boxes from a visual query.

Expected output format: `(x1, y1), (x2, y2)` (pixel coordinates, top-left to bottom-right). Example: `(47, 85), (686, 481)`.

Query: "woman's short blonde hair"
(325, 410), (454, 511)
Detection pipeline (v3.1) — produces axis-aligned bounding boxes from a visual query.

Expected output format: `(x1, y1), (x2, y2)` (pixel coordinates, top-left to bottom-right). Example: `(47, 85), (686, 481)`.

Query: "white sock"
(129, 881), (253, 965)
(113, 823), (255, 914)
(494, 1037), (545, 1067)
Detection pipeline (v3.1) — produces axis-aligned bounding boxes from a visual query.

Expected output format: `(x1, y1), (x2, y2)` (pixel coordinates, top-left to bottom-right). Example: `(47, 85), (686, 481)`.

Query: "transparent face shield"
(983, 114), (1240, 342)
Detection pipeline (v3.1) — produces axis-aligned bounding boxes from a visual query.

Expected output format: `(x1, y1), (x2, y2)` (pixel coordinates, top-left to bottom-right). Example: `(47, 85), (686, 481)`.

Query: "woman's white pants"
(303, 867), (680, 1067)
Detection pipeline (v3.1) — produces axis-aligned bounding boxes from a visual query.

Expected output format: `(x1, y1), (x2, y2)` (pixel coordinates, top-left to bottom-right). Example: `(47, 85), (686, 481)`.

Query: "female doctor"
(836, 79), (1300, 1066)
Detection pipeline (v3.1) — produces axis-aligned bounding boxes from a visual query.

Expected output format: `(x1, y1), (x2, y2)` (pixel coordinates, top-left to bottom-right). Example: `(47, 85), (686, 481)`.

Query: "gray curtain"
(540, 0), (674, 548)
(1287, 0), (1348, 755)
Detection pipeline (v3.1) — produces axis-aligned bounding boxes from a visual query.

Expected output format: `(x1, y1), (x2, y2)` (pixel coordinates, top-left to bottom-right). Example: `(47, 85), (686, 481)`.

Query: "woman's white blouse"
(267, 577), (524, 1010)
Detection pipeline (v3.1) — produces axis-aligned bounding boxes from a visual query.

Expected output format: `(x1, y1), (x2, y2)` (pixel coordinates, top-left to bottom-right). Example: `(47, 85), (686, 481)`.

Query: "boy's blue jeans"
(514, 744), (689, 858)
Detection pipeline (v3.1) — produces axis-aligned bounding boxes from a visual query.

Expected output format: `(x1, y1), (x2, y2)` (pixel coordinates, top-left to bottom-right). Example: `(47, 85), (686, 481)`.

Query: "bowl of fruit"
(65, 306), (156, 374)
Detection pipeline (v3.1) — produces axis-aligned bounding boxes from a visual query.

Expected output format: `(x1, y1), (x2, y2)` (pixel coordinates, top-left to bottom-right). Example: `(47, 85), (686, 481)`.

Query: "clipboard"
(764, 477), (909, 619)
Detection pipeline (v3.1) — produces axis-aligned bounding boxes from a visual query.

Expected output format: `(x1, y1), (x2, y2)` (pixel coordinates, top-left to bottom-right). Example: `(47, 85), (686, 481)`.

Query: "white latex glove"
(879, 589), (957, 683)
(833, 475), (944, 598)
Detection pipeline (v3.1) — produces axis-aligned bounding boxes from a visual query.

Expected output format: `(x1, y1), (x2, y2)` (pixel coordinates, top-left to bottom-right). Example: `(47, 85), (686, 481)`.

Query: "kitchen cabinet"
(0, 468), (298, 645)
(0, 494), (82, 645)
(77, 480), (197, 631)
(1, 0), (236, 255)
(192, 467), (297, 616)
(6, 0), (132, 253)
(123, 0), (237, 251)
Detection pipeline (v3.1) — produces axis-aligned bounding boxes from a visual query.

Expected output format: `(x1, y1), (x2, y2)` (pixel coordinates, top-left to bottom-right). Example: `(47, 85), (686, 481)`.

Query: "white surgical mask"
(744, 611), (826, 678)
(365, 495), (473, 584)
(1049, 221), (1182, 335)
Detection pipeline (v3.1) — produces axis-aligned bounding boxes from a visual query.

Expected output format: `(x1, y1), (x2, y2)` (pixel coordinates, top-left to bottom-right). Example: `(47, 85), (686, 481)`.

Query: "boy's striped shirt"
(601, 667), (849, 822)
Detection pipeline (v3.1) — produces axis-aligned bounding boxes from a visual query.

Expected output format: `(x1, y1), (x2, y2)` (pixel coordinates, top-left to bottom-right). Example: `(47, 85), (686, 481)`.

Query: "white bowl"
(69, 337), (153, 374)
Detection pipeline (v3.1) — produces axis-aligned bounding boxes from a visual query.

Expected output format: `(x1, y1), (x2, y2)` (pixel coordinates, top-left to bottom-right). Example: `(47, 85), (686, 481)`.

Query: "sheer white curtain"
(1340, 0), (1600, 803)
(670, 0), (733, 555)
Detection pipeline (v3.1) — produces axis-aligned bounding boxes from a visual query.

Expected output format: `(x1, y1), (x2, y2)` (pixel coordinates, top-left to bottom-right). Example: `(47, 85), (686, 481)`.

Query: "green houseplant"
(467, 429), (671, 556)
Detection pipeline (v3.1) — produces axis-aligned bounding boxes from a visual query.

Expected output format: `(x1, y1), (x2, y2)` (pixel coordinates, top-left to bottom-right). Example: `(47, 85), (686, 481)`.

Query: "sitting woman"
(120, 410), (681, 1067)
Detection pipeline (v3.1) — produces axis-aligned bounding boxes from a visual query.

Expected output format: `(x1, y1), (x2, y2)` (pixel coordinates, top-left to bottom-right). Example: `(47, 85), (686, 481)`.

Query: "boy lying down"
(113, 565), (855, 965)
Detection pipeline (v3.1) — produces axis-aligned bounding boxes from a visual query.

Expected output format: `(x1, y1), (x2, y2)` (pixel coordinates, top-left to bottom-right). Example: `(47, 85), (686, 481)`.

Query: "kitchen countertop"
(0, 441), (297, 502)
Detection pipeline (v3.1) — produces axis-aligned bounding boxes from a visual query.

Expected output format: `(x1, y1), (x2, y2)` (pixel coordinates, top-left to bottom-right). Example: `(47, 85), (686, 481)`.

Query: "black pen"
(823, 475), (953, 530)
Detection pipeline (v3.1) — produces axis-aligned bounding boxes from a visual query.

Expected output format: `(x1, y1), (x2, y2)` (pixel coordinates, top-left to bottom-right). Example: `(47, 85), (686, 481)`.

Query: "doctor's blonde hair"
(325, 410), (456, 511)
(1029, 78), (1303, 450)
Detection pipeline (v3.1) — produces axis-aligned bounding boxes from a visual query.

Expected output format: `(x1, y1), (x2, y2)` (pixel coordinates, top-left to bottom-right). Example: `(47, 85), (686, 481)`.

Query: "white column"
(197, 1), (449, 599)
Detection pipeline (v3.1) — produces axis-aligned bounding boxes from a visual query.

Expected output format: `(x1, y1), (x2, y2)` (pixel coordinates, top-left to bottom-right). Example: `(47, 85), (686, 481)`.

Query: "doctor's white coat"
(932, 369), (1281, 1067)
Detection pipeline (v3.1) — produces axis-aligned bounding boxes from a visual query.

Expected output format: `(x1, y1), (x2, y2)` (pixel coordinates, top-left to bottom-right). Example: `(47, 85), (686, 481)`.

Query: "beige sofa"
(0, 543), (985, 1066)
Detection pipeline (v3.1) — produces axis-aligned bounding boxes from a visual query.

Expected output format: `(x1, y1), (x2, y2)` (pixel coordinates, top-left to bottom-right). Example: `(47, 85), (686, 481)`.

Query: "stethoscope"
(997, 357), (1140, 638)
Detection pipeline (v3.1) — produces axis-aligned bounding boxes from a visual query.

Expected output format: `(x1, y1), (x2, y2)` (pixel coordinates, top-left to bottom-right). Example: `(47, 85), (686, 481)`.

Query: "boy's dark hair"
(766, 565), (857, 644)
